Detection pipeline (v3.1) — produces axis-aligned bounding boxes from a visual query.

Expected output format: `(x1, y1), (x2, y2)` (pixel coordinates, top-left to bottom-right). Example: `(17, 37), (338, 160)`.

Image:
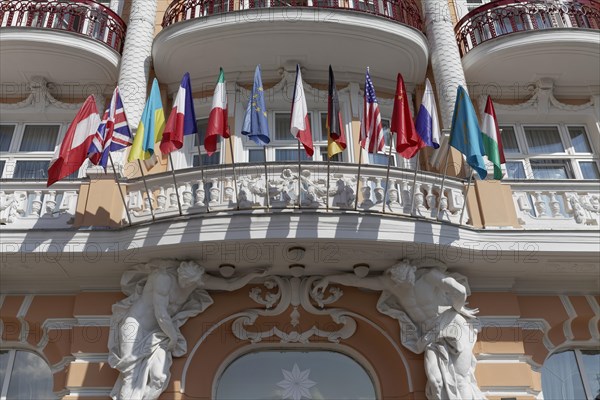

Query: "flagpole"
(381, 137), (393, 213)
(460, 166), (473, 225)
(109, 154), (132, 226)
(326, 154), (331, 211)
(137, 160), (155, 221)
(435, 145), (451, 221)
(194, 132), (210, 213)
(228, 133), (240, 210)
(263, 147), (270, 209)
(297, 140), (302, 208)
(354, 146), (363, 211)
(168, 154), (183, 215)
(410, 152), (420, 215)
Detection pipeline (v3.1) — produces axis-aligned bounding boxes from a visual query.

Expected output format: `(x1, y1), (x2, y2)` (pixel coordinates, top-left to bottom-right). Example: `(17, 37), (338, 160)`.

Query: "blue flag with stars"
(449, 86), (487, 179)
(242, 65), (270, 145)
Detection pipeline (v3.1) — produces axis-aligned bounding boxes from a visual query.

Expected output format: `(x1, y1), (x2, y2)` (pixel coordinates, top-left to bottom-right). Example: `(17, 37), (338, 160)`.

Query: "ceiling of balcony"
(153, 8), (429, 93)
(461, 30), (600, 98)
(0, 29), (120, 97)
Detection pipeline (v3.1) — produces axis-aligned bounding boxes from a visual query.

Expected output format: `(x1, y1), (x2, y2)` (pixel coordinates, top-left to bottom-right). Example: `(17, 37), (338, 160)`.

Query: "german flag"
(327, 65), (346, 159)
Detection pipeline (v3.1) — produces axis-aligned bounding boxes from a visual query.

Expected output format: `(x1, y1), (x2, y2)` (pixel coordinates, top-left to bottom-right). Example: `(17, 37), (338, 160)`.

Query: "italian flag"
(204, 68), (229, 155)
(481, 95), (505, 180)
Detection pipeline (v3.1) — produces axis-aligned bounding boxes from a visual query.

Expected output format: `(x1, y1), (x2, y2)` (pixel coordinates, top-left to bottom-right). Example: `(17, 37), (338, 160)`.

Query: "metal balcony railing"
(0, 0), (127, 53)
(162, 0), (423, 31)
(455, 0), (600, 56)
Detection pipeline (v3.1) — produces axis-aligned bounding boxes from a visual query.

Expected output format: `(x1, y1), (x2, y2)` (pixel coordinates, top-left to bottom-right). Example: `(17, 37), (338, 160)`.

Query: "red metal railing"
(0, 0), (126, 53)
(455, 0), (600, 56)
(162, 0), (423, 31)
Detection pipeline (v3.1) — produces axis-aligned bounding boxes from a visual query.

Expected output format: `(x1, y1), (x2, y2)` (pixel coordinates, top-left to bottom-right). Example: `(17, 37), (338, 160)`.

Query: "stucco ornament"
(313, 259), (486, 400)
(108, 260), (267, 400)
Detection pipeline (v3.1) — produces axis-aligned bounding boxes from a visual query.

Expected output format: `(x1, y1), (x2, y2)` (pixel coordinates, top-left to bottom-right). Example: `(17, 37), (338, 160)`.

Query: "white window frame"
(0, 348), (53, 399)
(0, 122), (73, 180)
(499, 123), (598, 180)
(181, 117), (224, 169)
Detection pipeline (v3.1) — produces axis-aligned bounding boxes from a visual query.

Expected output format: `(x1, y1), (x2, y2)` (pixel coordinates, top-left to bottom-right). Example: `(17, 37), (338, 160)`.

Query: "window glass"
(215, 351), (376, 400)
(248, 149), (266, 163)
(7, 351), (54, 399)
(542, 351), (587, 400)
(320, 113), (328, 141)
(506, 161), (526, 179)
(13, 160), (50, 180)
(320, 148), (341, 162)
(275, 149), (311, 161)
(369, 153), (394, 166)
(274, 113), (292, 141)
(580, 161), (600, 180)
(568, 126), (592, 153)
(524, 126), (564, 153)
(19, 125), (59, 152)
(500, 126), (520, 153)
(0, 160), (5, 178)
(0, 125), (15, 152)
(193, 152), (220, 166)
(0, 350), (8, 390)
(193, 119), (209, 146)
(579, 350), (600, 398)
(530, 159), (571, 180)
(382, 119), (391, 147)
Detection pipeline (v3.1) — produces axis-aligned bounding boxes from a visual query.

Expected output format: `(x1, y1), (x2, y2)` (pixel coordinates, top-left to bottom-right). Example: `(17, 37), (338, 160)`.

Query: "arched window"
(541, 349), (600, 400)
(0, 349), (55, 399)
(215, 350), (377, 400)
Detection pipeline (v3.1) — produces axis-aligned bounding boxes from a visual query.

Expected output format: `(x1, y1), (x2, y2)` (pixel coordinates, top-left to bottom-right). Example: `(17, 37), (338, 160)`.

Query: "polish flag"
(160, 72), (197, 155)
(290, 64), (314, 157)
(48, 95), (100, 187)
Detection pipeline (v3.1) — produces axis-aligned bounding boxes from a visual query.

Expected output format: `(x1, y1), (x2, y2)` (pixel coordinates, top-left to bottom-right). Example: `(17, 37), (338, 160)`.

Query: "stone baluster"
(182, 183), (193, 208)
(425, 184), (436, 210)
(156, 187), (167, 211)
(374, 178), (384, 205)
(30, 190), (42, 216)
(360, 177), (373, 209)
(533, 191), (546, 216)
(45, 190), (57, 215)
(549, 192), (561, 217)
(195, 180), (205, 206)
(209, 178), (220, 205)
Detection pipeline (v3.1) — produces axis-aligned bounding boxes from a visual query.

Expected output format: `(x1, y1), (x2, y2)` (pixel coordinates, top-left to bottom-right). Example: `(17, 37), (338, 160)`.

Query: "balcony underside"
(153, 8), (428, 91)
(461, 29), (600, 97)
(0, 29), (120, 95)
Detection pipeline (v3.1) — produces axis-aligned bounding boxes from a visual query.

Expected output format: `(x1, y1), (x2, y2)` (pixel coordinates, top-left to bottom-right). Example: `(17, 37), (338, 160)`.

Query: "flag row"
(47, 66), (504, 186)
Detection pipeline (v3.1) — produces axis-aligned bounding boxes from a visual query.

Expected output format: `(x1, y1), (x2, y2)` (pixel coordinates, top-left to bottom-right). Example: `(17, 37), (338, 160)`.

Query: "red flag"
(391, 74), (424, 159)
(48, 95), (100, 187)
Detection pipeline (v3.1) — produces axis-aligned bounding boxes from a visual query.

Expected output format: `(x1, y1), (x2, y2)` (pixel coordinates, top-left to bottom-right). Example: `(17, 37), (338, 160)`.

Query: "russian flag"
(415, 78), (441, 149)
(48, 95), (100, 186)
(160, 72), (197, 155)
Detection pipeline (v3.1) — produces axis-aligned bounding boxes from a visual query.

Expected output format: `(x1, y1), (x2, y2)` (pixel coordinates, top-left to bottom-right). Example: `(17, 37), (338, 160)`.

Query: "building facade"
(0, 0), (599, 399)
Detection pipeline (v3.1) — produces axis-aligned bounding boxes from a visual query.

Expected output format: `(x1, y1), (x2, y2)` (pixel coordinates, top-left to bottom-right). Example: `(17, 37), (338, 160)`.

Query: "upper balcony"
(0, 0), (126, 94)
(153, 0), (428, 90)
(455, 0), (600, 97)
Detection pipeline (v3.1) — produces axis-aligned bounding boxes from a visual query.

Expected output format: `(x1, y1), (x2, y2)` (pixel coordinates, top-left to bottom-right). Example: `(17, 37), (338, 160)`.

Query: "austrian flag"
(48, 95), (100, 187)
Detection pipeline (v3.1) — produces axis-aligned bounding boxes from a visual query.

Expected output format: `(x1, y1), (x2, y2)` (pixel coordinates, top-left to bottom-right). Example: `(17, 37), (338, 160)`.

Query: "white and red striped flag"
(360, 68), (384, 153)
(48, 95), (100, 187)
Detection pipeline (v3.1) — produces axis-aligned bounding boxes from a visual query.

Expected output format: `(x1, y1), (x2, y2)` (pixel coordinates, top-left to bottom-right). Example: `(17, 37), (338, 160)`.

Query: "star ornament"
(276, 363), (317, 400)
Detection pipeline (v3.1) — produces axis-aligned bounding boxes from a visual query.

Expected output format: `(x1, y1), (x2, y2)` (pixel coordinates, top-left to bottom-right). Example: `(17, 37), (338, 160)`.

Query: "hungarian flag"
(290, 64), (314, 157)
(48, 95), (100, 187)
(391, 73), (424, 159)
(327, 65), (346, 159)
(360, 68), (385, 154)
(204, 68), (229, 156)
(88, 87), (132, 170)
(481, 95), (505, 179)
(161, 72), (197, 155)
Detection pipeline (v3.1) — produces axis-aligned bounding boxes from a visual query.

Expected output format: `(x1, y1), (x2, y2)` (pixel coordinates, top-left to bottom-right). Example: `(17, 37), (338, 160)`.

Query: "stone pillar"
(421, 0), (468, 128)
(117, 0), (158, 129)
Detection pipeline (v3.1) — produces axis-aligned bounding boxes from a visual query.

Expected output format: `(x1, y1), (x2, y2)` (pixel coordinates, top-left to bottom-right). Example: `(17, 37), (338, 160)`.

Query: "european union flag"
(241, 65), (270, 145)
(449, 86), (487, 179)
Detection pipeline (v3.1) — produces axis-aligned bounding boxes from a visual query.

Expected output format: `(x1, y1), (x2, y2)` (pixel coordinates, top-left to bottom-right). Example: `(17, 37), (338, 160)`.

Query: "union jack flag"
(88, 87), (133, 169)
(360, 69), (385, 154)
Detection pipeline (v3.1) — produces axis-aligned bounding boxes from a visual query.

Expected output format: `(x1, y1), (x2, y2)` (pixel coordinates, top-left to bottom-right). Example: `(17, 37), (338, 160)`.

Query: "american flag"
(88, 87), (133, 169)
(360, 69), (385, 153)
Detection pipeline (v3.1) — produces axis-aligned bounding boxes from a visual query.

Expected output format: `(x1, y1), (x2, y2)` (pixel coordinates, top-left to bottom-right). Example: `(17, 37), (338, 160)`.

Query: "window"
(367, 118), (398, 167)
(0, 349), (54, 399)
(0, 123), (65, 180)
(541, 349), (600, 400)
(215, 350), (376, 400)
(187, 118), (221, 167)
(500, 124), (598, 180)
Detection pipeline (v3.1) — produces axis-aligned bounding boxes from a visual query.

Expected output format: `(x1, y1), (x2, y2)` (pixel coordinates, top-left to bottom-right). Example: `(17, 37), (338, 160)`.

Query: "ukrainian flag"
(128, 78), (165, 161)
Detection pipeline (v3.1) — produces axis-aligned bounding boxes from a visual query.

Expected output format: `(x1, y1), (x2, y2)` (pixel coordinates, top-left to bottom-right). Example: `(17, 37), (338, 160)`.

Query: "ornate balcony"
(455, 0), (600, 96)
(153, 0), (428, 90)
(0, 0), (126, 93)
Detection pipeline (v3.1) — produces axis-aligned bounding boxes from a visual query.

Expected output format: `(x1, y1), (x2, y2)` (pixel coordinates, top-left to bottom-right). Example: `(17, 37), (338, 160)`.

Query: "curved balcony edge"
(0, 0), (127, 53)
(454, 0), (600, 56)
(161, 0), (423, 32)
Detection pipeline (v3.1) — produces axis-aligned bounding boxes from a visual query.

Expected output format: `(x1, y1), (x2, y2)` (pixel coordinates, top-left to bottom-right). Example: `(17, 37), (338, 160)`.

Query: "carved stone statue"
(108, 260), (267, 400)
(313, 260), (486, 400)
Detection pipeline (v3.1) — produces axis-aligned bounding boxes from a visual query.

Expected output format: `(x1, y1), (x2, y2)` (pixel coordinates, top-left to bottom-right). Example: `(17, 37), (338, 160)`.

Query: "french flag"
(48, 95), (100, 187)
(415, 78), (441, 149)
(161, 72), (198, 155)
(88, 87), (133, 169)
